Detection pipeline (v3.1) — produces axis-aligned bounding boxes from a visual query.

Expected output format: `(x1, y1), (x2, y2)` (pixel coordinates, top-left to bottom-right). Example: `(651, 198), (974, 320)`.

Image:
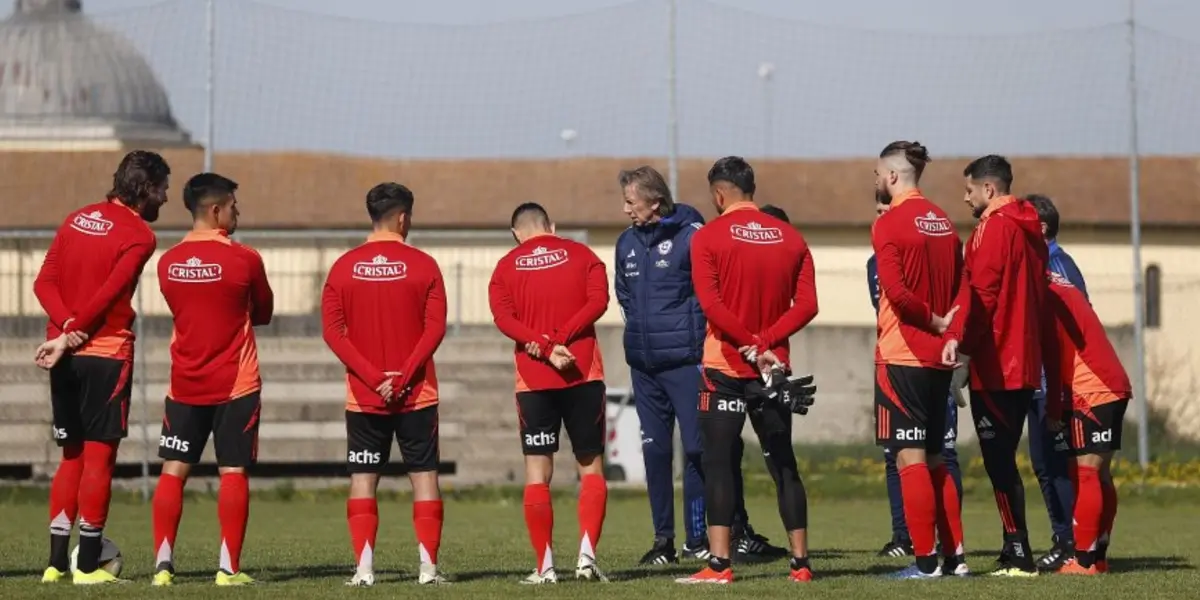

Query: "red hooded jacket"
(944, 196), (1060, 401)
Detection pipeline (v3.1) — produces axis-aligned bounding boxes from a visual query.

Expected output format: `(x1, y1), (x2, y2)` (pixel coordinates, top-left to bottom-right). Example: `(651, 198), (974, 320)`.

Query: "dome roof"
(0, 0), (177, 128)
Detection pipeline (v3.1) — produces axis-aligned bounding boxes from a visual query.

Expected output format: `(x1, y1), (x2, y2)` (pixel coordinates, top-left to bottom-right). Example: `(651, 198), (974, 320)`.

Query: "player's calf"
(409, 469), (449, 585)
(75, 440), (118, 577)
(46, 443), (84, 577)
(574, 454), (608, 582)
(151, 462), (189, 583)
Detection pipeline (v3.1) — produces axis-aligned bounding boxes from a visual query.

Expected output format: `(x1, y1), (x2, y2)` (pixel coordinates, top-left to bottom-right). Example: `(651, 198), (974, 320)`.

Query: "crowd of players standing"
(29, 144), (1129, 585)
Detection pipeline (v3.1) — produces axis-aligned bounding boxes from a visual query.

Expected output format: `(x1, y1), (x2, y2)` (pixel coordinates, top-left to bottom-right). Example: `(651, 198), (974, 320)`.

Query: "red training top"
(1044, 271), (1132, 421)
(33, 200), (157, 361)
(944, 196), (1059, 396)
(321, 231), (447, 414)
(690, 202), (818, 379)
(871, 190), (964, 369)
(487, 233), (609, 392)
(158, 230), (274, 405)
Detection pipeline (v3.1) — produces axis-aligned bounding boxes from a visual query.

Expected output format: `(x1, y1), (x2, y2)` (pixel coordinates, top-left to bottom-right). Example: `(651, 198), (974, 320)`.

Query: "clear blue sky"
(4, 0), (1199, 158)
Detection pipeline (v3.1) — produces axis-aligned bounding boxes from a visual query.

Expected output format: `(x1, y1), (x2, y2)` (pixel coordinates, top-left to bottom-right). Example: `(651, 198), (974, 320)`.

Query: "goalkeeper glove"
(761, 367), (816, 416)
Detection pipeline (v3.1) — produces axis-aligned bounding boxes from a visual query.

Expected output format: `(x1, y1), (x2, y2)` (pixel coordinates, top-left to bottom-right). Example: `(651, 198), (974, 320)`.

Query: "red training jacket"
(33, 200), (157, 361)
(158, 229), (274, 405)
(871, 190), (964, 368)
(944, 196), (1058, 395)
(487, 233), (609, 392)
(1045, 271), (1132, 422)
(321, 231), (447, 414)
(690, 202), (818, 379)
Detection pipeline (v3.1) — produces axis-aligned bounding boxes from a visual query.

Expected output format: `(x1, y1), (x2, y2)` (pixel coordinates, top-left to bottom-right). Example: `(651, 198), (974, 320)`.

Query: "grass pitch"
(0, 487), (1197, 599)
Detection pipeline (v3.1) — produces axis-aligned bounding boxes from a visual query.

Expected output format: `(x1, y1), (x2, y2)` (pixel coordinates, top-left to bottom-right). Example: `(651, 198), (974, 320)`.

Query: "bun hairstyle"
(880, 140), (931, 177)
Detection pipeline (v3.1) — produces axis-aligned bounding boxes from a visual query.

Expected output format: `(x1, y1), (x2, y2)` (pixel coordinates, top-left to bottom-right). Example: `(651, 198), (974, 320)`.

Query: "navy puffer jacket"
(615, 204), (706, 372)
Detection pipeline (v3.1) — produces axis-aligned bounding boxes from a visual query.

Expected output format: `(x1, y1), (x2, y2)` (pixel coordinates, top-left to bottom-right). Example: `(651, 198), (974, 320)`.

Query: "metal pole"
(666, 0), (679, 200)
(1127, 0), (1149, 470)
(137, 286), (150, 501)
(203, 0), (216, 172)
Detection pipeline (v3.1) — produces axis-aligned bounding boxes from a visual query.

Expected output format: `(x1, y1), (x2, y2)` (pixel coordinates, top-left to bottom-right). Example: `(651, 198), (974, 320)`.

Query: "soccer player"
(869, 141), (967, 579)
(868, 187), (966, 561)
(151, 173), (273, 587)
(321, 183), (449, 587)
(942, 155), (1061, 576)
(1018, 194), (1089, 570)
(32, 150), (170, 585)
(1042, 271), (1129, 575)
(677, 156), (819, 585)
(487, 202), (610, 584)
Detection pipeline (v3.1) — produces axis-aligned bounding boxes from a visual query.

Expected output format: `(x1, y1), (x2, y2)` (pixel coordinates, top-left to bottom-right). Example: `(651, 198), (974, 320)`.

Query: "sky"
(3, 0), (1199, 158)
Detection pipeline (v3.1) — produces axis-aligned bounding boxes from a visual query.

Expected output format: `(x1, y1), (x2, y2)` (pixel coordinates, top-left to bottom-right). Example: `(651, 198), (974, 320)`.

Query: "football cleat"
(675, 565), (733, 584)
(877, 538), (915, 558)
(638, 537), (679, 565)
(346, 571), (375, 587)
(575, 556), (608, 582)
(214, 570), (255, 586)
(72, 569), (129, 585)
(418, 563), (450, 585)
(40, 566), (67, 584)
(520, 568), (558, 585)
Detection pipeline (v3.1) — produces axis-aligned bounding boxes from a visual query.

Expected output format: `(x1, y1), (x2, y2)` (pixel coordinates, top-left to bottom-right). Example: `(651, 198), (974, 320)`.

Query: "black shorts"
(698, 368), (793, 454)
(49, 354), (132, 446)
(345, 406), (439, 474)
(515, 381), (606, 458)
(1069, 399), (1128, 455)
(159, 392), (261, 467)
(874, 364), (953, 453)
(970, 389), (1034, 447)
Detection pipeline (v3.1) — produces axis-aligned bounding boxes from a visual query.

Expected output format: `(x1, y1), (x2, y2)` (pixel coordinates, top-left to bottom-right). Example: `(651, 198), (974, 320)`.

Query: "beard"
(875, 187), (892, 206)
(971, 203), (986, 219)
(139, 201), (162, 223)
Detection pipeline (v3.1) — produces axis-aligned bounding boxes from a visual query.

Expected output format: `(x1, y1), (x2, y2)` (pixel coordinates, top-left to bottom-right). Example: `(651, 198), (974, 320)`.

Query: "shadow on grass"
(1109, 555), (1194, 573)
(244, 563), (359, 582)
(0, 569), (42, 579)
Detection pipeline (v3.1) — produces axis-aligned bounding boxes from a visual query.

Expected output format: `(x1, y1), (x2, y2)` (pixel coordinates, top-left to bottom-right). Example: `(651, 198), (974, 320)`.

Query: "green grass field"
(1, 484), (1198, 599)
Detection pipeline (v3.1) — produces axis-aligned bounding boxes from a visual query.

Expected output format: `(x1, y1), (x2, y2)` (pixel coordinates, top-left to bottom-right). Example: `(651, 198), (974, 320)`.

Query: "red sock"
(347, 498), (378, 573)
(217, 473), (249, 574)
(523, 483), (554, 573)
(931, 464), (964, 557)
(1071, 465), (1103, 553)
(578, 474), (607, 559)
(49, 444), (84, 535)
(898, 463), (937, 557)
(1100, 477), (1118, 543)
(78, 441), (117, 532)
(152, 473), (186, 567)
(413, 500), (443, 566)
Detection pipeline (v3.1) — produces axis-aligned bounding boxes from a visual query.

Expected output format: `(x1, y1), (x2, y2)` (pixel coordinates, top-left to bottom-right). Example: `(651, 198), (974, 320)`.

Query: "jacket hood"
(995, 198), (1044, 246)
(660, 203), (705, 229)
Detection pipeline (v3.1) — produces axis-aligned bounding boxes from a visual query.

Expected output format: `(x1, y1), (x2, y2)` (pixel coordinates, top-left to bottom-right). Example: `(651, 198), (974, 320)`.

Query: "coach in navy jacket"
(615, 167), (711, 562)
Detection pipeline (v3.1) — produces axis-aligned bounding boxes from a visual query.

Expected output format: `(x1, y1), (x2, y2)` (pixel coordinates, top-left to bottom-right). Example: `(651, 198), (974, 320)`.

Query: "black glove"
(761, 367), (816, 416)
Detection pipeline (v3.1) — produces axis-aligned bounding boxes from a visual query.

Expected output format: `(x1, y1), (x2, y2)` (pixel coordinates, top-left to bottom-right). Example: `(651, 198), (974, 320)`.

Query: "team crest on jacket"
(657, 240), (673, 255)
(730, 221), (783, 244)
(70, 211), (113, 236)
(353, 255), (408, 281)
(914, 211), (954, 236)
(167, 257), (223, 283)
(1048, 270), (1073, 287)
(516, 246), (569, 270)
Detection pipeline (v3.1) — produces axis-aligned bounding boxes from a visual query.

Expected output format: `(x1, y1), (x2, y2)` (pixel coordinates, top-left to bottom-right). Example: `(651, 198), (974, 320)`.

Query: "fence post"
(454, 262), (463, 336)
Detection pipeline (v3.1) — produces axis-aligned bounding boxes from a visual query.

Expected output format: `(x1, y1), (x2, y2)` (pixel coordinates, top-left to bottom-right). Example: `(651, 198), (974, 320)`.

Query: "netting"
(2, 0), (1200, 468)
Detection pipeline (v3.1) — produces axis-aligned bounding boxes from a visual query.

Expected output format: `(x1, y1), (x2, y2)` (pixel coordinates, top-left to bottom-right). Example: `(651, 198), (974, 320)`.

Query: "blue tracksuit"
(616, 204), (709, 543)
(1031, 240), (1088, 543)
(868, 255), (964, 540)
